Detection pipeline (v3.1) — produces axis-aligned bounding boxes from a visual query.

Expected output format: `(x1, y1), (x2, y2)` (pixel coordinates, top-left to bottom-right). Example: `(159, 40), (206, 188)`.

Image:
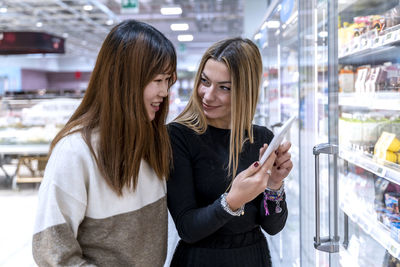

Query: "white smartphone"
(259, 115), (296, 166)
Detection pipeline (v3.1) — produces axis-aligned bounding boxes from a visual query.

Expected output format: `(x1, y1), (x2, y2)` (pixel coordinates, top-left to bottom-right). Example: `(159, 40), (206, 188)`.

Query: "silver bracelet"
(220, 193), (245, 216)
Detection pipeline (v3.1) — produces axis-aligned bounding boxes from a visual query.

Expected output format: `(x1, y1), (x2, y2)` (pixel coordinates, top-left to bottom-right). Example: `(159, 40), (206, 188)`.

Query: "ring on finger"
(266, 169), (272, 176)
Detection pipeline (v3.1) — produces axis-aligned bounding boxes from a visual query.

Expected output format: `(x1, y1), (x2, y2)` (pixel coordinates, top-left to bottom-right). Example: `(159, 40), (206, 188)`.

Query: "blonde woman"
(167, 38), (292, 266)
(32, 20), (176, 266)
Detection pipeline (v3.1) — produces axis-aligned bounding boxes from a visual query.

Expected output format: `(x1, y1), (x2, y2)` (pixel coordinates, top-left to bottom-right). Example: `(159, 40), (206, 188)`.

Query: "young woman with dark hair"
(32, 20), (176, 266)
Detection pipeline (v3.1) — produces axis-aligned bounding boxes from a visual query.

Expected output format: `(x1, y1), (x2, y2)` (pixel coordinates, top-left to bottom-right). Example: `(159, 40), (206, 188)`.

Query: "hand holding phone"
(259, 116), (296, 166)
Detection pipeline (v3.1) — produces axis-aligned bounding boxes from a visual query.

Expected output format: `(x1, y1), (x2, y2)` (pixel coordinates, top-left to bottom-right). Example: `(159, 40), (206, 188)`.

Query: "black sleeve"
(259, 194), (288, 235)
(167, 124), (234, 244)
(257, 126), (288, 235)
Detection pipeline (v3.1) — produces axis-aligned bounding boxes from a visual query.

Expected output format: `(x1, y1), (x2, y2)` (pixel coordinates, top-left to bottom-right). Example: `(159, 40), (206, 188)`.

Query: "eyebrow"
(201, 72), (231, 84)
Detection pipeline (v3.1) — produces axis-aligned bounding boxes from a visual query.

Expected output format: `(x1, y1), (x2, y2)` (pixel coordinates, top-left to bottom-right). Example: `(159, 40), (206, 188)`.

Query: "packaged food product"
(339, 67), (355, 92)
(355, 67), (370, 93)
(385, 192), (400, 213)
(376, 132), (400, 152)
(374, 132), (400, 163)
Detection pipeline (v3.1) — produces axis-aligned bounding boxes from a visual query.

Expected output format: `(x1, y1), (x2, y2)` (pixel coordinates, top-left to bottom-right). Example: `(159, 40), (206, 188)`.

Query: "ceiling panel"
(0, 0), (244, 60)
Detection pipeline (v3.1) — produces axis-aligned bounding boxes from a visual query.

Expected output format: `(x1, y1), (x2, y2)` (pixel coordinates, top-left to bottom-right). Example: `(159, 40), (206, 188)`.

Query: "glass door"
(255, 0), (340, 266)
(298, 0), (341, 265)
(254, 0), (301, 266)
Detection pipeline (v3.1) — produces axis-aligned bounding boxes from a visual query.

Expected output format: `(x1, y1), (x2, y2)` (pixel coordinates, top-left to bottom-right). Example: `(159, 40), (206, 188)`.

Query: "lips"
(202, 102), (218, 110)
(151, 102), (162, 112)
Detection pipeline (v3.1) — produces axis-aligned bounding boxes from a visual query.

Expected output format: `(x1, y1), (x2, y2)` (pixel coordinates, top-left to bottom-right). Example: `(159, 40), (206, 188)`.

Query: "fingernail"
(254, 162), (259, 167)
(277, 167), (281, 170)
(273, 163), (276, 166)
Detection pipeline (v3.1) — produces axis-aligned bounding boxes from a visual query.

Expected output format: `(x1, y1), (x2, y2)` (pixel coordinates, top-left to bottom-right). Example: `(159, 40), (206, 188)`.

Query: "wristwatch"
(220, 193), (245, 216)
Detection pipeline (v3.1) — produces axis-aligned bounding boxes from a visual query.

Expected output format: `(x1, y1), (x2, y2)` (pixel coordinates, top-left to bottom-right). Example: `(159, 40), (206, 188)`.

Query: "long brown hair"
(50, 20), (177, 195)
(175, 38), (262, 179)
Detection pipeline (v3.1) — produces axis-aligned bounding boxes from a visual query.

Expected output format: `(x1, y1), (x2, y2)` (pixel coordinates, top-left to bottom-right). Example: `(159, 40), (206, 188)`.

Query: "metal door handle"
(313, 143), (340, 253)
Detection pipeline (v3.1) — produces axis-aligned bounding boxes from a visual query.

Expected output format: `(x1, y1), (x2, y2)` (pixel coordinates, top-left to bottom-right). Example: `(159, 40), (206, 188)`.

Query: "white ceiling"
(0, 0), (244, 62)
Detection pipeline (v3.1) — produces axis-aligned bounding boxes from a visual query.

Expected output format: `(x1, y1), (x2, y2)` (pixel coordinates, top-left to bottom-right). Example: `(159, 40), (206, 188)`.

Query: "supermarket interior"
(1, 0), (400, 266)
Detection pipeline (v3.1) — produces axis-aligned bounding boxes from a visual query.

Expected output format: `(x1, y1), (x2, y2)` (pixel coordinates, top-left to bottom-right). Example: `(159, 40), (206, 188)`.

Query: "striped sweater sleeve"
(32, 136), (95, 267)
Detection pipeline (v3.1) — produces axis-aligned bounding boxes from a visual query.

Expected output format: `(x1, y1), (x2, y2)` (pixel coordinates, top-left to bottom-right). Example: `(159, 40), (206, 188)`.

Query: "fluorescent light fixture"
(170, 23), (189, 31)
(254, 33), (262, 40)
(267, 21), (280, 29)
(83, 5), (93, 11)
(177, 34), (193, 42)
(36, 22), (43, 27)
(0, 7), (7, 13)
(160, 7), (182, 15)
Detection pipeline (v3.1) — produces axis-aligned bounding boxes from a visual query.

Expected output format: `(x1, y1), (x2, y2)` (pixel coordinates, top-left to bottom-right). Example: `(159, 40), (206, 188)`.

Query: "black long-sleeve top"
(167, 122), (288, 245)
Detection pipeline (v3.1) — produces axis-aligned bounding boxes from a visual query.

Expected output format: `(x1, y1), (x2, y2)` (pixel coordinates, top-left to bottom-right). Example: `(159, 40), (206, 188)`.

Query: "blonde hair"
(174, 37), (262, 179)
(50, 20), (177, 195)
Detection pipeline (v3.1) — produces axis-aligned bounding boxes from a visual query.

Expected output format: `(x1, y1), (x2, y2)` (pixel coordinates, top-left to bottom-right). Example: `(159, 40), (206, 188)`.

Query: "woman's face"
(143, 74), (171, 121)
(197, 59), (231, 129)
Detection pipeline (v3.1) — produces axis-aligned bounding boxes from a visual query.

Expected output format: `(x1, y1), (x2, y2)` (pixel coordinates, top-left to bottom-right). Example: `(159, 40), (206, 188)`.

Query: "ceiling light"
(254, 33), (262, 40)
(160, 7), (182, 15)
(83, 5), (93, 11)
(36, 22), (43, 27)
(106, 19), (114, 25)
(0, 7), (7, 13)
(170, 23), (189, 31)
(177, 34), (193, 42)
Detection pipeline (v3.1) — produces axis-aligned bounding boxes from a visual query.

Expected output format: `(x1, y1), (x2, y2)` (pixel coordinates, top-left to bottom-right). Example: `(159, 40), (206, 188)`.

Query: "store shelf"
(339, 92), (400, 110)
(339, 0), (398, 18)
(340, 200), (400, 259)
(339, 148), (400, 185)
(339, 25), (400, 65)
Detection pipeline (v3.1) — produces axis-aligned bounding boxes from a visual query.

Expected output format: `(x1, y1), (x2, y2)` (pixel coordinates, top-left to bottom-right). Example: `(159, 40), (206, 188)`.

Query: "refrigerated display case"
(254, 0), (400, 266)
(0, 91), (82, 188)
(337, 0), (400, 265)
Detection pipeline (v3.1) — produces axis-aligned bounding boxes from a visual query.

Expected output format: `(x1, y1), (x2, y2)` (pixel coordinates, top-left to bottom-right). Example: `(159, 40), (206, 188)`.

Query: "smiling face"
(197, 59), (232, 129)
(143, 73), (171, 121)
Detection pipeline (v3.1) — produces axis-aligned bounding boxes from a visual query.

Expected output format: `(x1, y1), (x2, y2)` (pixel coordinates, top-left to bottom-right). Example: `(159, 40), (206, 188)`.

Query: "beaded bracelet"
(263, 182), (285, 216)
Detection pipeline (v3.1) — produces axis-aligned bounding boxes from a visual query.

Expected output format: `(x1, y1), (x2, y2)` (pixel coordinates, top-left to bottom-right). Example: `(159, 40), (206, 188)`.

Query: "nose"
(201, 84), (215, 101)
(159, 80), (169, 97)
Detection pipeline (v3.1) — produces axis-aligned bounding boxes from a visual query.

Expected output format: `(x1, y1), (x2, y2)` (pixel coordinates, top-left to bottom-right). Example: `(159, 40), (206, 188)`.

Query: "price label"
(352, 37), (361, 52)
(372, 36), (383, 48)
(376, 167), (387, 177)
(384, 32), (396, 44)
(360, 38), (370, 50)
(394, 30), (400, 42)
